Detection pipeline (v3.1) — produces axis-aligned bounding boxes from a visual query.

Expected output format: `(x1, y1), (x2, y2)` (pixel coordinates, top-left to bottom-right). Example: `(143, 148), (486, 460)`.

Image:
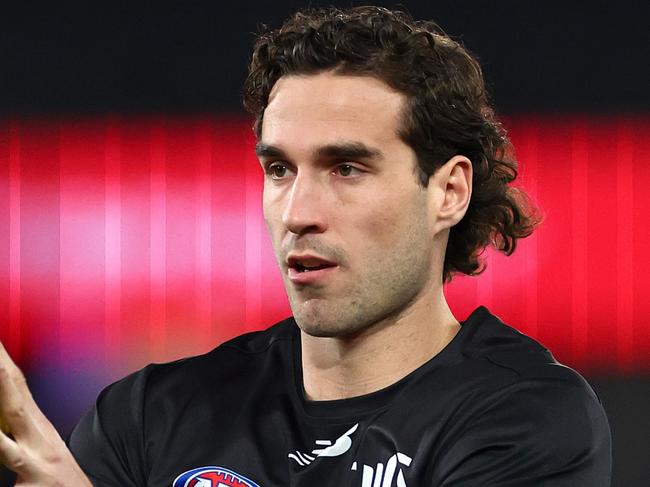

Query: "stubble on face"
(284, 189), (434, 339)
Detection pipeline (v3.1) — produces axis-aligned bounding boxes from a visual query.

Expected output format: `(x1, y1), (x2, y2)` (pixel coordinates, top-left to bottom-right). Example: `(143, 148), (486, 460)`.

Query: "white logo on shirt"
(351, 452), (412, 487)
(288, 423), (359, 466)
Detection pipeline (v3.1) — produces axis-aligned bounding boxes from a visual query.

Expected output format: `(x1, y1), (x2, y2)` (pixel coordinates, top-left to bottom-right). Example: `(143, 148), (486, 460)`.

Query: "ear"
(428, 155), (473, 234)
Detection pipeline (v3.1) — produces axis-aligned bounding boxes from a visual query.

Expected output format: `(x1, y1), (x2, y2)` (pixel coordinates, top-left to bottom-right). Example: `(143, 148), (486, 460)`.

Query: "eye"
(265, 162), (293, 180)
(334, 164), (361, 177)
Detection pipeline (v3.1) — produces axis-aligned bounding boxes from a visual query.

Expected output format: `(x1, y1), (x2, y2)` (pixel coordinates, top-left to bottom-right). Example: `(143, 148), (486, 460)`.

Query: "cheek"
(262, 209), (283, 255)
(262, 191), (282, 232)
(352, 191), (426, 246)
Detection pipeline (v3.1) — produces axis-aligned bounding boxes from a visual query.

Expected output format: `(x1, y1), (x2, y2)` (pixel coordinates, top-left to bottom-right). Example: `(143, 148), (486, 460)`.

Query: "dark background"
(1, 1), (648, 485)
(1, 1), (649, 115)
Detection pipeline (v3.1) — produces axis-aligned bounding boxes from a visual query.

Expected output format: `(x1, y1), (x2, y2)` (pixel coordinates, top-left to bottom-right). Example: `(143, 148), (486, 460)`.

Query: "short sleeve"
(434, 373), (612, 486)
(66, 365), (154, 487)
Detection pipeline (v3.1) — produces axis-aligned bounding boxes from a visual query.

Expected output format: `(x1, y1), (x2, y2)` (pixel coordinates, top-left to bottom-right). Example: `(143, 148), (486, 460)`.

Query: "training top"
(67, 306), (612, 486)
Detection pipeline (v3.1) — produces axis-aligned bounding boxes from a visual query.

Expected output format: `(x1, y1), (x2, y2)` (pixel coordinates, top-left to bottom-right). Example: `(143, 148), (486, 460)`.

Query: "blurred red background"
(1, 115), (649, 385)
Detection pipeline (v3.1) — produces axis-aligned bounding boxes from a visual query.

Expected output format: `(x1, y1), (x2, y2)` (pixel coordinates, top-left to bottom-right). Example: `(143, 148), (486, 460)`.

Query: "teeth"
(298, 263), (319, 272)
(295, 262), (326, 272)
(289, 257), (334, 273)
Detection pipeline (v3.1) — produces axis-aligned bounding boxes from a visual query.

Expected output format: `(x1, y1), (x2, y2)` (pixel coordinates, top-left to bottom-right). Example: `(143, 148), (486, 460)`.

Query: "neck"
(300, 287), (460, 401)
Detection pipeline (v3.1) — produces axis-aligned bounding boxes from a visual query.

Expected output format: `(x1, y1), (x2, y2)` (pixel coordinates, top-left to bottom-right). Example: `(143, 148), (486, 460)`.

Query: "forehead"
(260, 72), (406, 153)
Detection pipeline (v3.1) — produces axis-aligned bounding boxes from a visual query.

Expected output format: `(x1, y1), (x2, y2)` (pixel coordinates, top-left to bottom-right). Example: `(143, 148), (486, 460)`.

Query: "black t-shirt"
(67, 306), (612, 486)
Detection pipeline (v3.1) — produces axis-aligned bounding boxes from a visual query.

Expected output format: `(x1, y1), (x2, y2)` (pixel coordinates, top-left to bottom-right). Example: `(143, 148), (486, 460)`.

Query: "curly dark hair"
(243, 6), (542, 283)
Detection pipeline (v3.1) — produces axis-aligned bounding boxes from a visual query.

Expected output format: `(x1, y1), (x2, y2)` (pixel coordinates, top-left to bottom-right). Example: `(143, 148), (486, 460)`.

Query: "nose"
(281, 172), (328, 236)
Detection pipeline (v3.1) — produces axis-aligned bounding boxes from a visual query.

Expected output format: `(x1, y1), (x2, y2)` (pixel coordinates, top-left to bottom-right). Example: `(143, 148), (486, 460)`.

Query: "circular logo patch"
(172, 466), (261, 487)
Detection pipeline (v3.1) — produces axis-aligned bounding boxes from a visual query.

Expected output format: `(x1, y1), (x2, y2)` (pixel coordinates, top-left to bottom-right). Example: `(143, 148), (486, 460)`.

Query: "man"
(0, 6), (611, 486)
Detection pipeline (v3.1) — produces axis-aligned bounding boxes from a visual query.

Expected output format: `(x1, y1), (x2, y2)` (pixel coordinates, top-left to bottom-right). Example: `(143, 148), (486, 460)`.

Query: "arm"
(0, 341), (92, 486)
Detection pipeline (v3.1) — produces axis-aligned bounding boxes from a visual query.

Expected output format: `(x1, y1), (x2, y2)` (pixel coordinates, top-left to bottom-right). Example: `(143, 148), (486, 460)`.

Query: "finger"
(0, 342), (53, 438)
(0, 410), (9, 436)
(0, 341), (29, 396)
(0, 430), (40, 479)
(0, 343), (15, 439)
(0, 355), (41, 444)
(0, 342), (52, 445)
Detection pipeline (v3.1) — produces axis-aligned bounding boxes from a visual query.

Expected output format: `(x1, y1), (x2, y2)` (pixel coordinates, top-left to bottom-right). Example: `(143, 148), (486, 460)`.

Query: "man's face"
(258, 72), (439, 337)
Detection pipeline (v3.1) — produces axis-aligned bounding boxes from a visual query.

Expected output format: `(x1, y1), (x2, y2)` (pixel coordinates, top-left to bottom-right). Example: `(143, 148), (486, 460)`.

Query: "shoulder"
(68, 318), (298, 480)
(438, 372), (612, 485)
(459, 306), (591, 384)
(103, 317), (297, 400)
(434, 307), (612, 485)
(73, 318), (297, 423)
(458, 306), (609, 439)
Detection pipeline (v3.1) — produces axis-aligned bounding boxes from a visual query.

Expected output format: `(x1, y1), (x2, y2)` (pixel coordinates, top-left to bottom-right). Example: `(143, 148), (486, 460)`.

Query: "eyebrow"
(255, 143), (285, 158)
(255, 142), (384, 160)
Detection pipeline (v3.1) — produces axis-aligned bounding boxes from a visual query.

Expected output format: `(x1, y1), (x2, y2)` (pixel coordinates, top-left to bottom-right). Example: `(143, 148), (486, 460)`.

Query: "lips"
(286, 254), (338, 284)
(287, 254), (337, 271)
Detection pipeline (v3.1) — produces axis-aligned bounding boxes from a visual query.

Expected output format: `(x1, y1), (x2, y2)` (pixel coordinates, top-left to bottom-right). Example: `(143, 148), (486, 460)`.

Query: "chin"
(298, 325), (343, 338)
(293, 312), (340, 337)
(293, 308), (371, 339)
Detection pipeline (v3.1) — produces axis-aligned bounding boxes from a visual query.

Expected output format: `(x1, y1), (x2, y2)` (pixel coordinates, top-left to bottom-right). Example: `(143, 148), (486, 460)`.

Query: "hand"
(0, 341), (93, 486)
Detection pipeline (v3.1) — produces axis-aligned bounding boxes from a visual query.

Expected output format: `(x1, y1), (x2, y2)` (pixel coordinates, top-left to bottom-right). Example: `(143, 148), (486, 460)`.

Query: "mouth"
(286, 254), (338, 284)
